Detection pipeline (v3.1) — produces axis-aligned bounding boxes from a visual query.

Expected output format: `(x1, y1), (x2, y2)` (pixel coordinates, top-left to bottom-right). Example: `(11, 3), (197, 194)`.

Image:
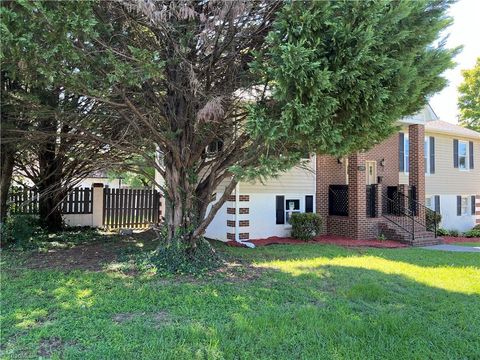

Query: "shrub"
(464, 229), (480, 238)
(436, 228), (450, 236)
(449, 229), (460, 237)
(425, 211), (442, 231)
(473, 224), (480, 231)
(290, 213), (323, 241)
(0, 215), (40, 247)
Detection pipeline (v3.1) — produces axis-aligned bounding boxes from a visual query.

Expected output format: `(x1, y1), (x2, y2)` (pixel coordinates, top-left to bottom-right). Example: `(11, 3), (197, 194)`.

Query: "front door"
(366, 161), (377, 185)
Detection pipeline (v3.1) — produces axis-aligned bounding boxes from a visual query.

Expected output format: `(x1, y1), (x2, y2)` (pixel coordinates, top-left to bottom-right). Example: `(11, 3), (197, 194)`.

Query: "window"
(285, 199), (300, 223)
(461, 196), (469, 216)
(425, 197), (432, 210)
(424, 137), (429, 174)
(459, 141), (468, 170)
(404, 136), (409, 173)
(206, 140), (223, 156)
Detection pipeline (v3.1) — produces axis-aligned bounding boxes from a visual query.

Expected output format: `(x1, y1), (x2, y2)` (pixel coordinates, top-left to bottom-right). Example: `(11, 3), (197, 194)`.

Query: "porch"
(316, 124), (441, 245)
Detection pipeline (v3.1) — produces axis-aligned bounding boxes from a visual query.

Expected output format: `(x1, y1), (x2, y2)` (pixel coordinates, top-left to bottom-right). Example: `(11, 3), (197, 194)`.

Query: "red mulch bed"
(442, 236), (480, 244)
(226, 235), (408, 249)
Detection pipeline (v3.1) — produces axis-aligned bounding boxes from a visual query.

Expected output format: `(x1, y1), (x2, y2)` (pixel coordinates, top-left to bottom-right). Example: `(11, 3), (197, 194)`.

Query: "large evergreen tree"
(2, 0), (457, 251)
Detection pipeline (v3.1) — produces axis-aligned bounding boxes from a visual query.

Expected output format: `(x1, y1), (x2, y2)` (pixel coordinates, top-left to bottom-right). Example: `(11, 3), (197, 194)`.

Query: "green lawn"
(1, 240), (480, 359)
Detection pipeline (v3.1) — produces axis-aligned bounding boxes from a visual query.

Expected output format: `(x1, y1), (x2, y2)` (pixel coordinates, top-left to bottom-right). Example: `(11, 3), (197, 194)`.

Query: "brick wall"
(316, 127), (423, 240)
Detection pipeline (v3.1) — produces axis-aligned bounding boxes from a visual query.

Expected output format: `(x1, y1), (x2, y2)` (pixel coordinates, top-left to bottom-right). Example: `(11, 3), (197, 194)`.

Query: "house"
(421, 120), (480, 232)
(157, 106), (479, 244)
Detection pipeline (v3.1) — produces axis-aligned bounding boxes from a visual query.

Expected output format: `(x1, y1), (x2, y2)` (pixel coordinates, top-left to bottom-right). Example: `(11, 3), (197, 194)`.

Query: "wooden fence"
(8, 187), (92, 214)
(102, 188), (161, 229)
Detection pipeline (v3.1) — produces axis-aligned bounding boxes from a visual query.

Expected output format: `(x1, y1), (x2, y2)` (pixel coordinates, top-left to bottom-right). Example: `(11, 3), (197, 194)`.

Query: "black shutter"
(472, 195), (476, 215)
(469, 141), (474, 169)
(453, 139), (459, 168)
(276, 195), (285, 224)
(434, 195), (440, 213)
(305, 195), (313, 213)
(457, 195), (461, 216)
(399, 133), (405, 172)
(430, 137), (435, 174)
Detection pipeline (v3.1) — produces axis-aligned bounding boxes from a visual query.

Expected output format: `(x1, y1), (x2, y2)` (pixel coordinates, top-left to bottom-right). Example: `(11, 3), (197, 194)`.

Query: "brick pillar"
(316, 155), (331, 235)
(398, 184), (410, 211)
(348, 152), (367, 239)
(409, 124), (425, 207)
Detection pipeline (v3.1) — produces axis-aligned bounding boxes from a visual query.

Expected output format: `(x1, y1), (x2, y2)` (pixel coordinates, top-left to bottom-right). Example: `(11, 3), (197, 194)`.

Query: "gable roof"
(425, 120), (480, 140)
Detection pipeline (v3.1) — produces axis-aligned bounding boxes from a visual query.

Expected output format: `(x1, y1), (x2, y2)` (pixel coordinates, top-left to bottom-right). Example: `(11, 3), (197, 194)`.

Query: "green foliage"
(0, 215), (39, 247)
(464, 229), (480, 238)
(436, 228), (451, 236)
(249, 0), (458, 158)
(458, 58), (480, 132)
(426, 211), (442, 231)
(473, 224), (480, 231)
(449, 229), (460, 237)
(290, 213), (323, 241)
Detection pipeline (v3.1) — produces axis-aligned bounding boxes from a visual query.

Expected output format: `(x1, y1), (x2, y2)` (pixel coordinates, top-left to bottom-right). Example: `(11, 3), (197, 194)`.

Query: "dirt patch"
(112, 311), (172, 327)
(23, 231), (159, 271)
(112, 312), (142, 323)
(38, 337), (76, 357)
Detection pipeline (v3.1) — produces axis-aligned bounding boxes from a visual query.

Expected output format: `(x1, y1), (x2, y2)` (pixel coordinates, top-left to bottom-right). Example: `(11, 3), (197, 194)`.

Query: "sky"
(429, 0), (480, 124)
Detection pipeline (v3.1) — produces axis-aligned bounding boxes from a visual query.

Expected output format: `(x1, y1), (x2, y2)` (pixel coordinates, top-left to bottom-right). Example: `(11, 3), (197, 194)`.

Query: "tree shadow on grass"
(2, 249), (480, 359)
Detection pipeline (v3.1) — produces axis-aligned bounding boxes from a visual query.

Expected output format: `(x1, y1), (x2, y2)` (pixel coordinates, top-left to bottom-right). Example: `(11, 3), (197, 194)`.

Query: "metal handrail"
(398, 191), (438, 237)
(381, 193), (415, 240)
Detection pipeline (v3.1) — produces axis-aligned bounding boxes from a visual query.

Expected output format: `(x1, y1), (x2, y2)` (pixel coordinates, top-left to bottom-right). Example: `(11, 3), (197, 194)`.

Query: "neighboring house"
(157, 105), (479, 244)
(76, 170), (124, 189)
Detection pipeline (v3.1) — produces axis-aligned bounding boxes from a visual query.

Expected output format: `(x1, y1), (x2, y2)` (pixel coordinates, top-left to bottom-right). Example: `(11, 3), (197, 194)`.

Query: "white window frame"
(424, 137), (430, 175)
(285, 198), (301, 224)
(404, 135), (409, 173)
(460, 196), (469, 216)
(458, 141), (469, 171)
(425, 196), (433, 210)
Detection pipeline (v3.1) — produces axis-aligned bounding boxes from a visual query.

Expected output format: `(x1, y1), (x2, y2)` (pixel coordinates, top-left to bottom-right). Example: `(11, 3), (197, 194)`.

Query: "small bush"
(436, 228), (450, 236)
(449, 229), (460, 237)
(473, 224), (480, 231)
(426, 211), (442, 231)
(464, 229), (480, 238)
(0, 215), (39, 247)
(290, 213), (323, 241)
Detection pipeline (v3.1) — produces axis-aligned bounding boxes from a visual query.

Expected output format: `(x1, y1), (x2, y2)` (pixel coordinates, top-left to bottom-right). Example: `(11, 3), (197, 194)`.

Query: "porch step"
(378, 222), (442, 246)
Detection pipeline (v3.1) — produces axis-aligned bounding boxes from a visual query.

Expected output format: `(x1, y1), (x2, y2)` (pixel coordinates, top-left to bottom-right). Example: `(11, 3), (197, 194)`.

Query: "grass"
(1, 238), (480, 359)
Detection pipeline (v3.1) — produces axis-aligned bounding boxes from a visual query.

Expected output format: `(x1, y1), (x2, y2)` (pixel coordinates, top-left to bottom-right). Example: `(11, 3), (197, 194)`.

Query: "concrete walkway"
(422, 244), (480, 253)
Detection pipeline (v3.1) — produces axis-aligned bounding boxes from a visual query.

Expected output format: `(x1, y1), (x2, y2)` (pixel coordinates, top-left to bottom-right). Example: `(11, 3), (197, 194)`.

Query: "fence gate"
(103, 188), (161, 229)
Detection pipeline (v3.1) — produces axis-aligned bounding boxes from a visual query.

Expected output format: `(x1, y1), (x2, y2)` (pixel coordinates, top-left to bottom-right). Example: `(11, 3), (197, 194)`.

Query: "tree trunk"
(162, 155), (199, 252)
(0, 142), (16, 224)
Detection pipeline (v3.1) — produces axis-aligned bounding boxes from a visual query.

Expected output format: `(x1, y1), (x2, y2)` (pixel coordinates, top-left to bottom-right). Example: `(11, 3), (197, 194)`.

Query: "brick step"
(378, 221), (442, 245)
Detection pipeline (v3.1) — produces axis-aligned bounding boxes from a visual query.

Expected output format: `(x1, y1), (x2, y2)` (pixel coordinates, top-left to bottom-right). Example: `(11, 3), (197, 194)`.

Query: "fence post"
(91, 183), (104, 228)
